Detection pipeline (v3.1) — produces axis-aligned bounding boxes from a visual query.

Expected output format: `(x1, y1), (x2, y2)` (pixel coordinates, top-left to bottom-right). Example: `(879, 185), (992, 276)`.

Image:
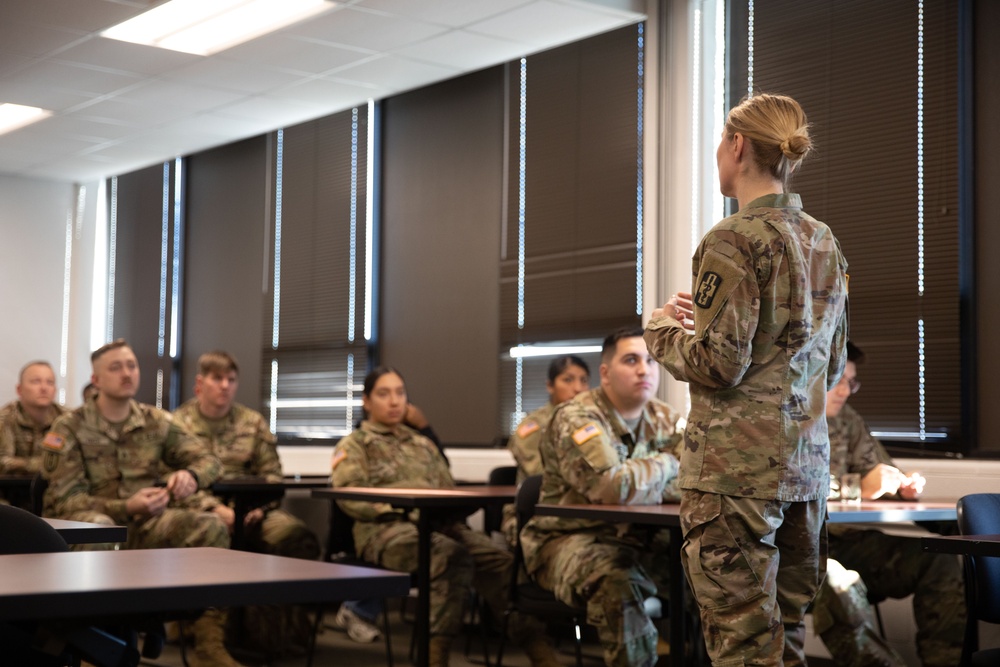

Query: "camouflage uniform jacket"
(0, 400), (68, 474)
(173, 400), (281, 481)
(645, 193), (849, 502)
(508, 402), (555, 483)
(331, 420), (454, 555)
(521, 387), (682, 574)
(827, 402), (895, 537)
(42, 398), (222, 523)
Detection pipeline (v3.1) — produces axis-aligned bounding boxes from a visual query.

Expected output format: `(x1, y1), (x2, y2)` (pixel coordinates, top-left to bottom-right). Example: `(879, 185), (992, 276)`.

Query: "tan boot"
(428, 634), (452, 667)
(188, 609), (245, 667)
(522, 636), (563, 667)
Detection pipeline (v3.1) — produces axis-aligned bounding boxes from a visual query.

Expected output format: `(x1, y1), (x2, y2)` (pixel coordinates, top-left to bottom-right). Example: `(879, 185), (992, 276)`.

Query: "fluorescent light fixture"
(509, 344), (602, 359)
(102, 0), (335, 56)
(0, 103), (52, 135)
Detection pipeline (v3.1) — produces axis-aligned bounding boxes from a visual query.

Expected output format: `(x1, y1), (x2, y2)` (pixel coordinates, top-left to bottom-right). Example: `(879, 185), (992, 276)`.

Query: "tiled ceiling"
(0, 0), (645, 183)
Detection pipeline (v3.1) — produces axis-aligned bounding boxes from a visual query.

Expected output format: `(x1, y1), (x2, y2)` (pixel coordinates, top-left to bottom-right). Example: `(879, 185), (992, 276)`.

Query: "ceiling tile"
(357, 0), (534, 28)
(469, 0), (638, 47)
(7, 60), (143, 99)
(54, 36), (201, 77)
(220, 33), (374, 75)
(291, 6), (449, 52)
(327, 55), (460, 92)
(163, 59), (302, 95)
(392, 30), (529, 70)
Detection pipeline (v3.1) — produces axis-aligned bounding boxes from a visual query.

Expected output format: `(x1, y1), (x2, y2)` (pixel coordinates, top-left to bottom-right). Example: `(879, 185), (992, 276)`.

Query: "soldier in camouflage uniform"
(644, 94), (849, 666)
(174, 350), (319, 560)
(332, 367), (560, 667)
(502, 355), (590, 544)
(815, 342), (964, 667)
(41, 340), (242, 667)
(520, 328), (683, 667)
(0, 361), (68, 508)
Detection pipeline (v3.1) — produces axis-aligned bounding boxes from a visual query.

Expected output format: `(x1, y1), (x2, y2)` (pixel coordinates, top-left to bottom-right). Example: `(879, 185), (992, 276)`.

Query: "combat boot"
(428, 634), (453, 667)
(522, 636), (563, 667)
(188, 608), (246, 667)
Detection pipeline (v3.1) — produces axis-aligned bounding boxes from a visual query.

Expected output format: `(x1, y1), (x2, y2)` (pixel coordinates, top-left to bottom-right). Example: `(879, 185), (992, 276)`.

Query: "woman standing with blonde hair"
(645, 93), (849, 666)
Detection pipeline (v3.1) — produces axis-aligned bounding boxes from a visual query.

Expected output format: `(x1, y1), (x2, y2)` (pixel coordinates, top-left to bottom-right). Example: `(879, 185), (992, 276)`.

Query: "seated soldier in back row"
(41, 339), (242, 667)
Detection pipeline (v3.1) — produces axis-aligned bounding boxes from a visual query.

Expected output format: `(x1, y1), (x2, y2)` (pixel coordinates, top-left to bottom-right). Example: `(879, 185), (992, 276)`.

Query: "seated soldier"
(0, 361), (68, 509)
(520, 327), (683, 667)
(814, 341), (965, 667)
(41, 339), (240, 667)
(332, 366), (561, 667)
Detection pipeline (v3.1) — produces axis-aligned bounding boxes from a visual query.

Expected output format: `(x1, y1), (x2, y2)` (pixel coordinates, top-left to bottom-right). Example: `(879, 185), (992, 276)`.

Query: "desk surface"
(212, 476), (331, 493)
(0, 547), (410, 621)
(313, 485), (516, 507)
(536, 499), (957, 525)
(44, 518), (127, 545)
(922, 533), (1000, 558)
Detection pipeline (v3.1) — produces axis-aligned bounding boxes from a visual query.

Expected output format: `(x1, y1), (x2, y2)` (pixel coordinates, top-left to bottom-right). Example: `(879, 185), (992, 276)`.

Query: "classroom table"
(0, 546), (410, 621)
(922, 533), (1000, 558)
(211, 476), (331, 549)
(313, 485), (516, 667)
(535, 499), (959, 667)
(44, 517), (127, 545)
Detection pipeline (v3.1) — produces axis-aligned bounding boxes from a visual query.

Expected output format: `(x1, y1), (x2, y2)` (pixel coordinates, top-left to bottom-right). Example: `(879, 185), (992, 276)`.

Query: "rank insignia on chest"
(43, 433), (65, 451)
(695, 271), (722, 308)
(517, 420), (540, 437)
(572, 422), (601, 446)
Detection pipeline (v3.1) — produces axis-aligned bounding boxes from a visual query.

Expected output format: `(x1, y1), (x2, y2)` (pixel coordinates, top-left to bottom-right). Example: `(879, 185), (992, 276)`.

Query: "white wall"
(0, 174), (100, 408)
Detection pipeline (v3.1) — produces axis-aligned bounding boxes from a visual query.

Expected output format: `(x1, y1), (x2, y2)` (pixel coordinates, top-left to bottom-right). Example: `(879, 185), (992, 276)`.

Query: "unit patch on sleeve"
(694, 271), (723, 309)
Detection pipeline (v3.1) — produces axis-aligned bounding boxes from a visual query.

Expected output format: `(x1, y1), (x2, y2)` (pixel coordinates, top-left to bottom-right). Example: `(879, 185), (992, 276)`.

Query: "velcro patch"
(330, 450), (347, 470)
(42, 433), (65, 451)
(517, 420), (540, 438)
(694, 271), (723, 308)
(572, 422), (601, 446)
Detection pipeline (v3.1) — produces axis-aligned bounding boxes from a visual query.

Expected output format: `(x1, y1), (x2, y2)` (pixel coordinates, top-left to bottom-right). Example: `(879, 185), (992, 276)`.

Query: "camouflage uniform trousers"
(244, 508), (320, 560)
(827, 527), (965, 667)
(61, 507), (229, 551)
(681, 490), (826, 667)
(362, 520), (545, 640)
(532, 528), (671, 667)
(811, 558), (906, 667)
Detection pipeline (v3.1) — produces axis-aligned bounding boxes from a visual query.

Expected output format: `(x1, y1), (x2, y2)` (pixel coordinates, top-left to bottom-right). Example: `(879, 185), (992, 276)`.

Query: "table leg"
(416, 510), (432, 667)
(232, 498), (248, 551)
(668, 525), (685, 667)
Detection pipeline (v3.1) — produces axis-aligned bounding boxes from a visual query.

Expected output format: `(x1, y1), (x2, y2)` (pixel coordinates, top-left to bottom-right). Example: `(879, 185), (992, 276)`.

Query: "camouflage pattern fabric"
(174, 399), (319, 559)
(520, 387), (682, 667)
(812, 558), (906, 667)
(0, 400), (68, 475)
(819, 404), (965, 667)
(644, 193), (848, 666)
(332, 420), (546, 641)
(502, 402), (556, 544)
(681, 490), (826, 666)
(40, 399), (225, 550)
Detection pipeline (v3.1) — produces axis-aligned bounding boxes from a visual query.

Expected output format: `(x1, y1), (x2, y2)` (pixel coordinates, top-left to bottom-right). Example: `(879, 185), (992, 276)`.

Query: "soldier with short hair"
(520, 327), (683, 667)
(814, 341), (965, 667)
(41, 339), (241, 667)
(0, 362), (68, 502)
(174, 350), (320, 655)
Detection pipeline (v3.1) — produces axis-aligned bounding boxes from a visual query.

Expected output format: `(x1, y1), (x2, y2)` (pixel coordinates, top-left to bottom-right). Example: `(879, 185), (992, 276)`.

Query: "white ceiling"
(0, 0), (645, 183)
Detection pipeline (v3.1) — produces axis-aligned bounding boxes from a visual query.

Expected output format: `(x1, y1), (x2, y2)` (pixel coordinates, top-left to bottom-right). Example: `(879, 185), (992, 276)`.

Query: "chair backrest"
(516, 474), (544, 529)
(325, 499), (358, 562)
(0, 504), (68, 554)
(957, 493), (1000, 623)
(483, 466), (518, 534)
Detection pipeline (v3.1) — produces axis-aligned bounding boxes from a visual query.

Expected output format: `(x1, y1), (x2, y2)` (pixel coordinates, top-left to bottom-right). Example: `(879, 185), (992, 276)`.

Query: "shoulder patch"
(330, 449), (347, 470)
(572, 422), (601, 446)
(42, 432), (65, 451)
(694, 271), (723, 308)
(517, 420), (540, 438)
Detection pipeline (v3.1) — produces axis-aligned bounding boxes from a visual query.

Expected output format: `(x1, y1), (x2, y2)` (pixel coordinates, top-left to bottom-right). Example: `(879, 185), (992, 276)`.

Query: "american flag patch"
(330, 450), (347, 470)
(517, 421), (540, 437)
(42, 433), (65, 451)
(572, 422), (601, 446)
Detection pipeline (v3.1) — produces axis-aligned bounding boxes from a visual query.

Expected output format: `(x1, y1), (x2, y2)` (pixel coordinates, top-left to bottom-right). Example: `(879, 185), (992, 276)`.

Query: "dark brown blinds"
(262, 108), (370, 439)
(500, 24), (643, 346)
(742, 0), (961, 446)
(108, 162), (180, 407)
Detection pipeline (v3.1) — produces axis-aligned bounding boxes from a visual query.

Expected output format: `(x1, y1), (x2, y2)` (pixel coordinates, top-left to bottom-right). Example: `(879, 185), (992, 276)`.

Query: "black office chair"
(956, 493), (1000, 667)
(483, 465), (517, 536)
(495, 474), (585, 667)
(0, 505), (140, 667)
(307, 499), (397, 667)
